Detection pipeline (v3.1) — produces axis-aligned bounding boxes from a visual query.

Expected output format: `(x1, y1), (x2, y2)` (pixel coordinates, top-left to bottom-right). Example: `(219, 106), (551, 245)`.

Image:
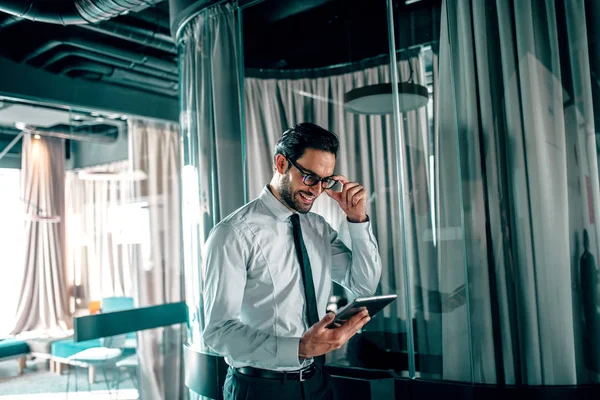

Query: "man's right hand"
(298, 309), (370, 360)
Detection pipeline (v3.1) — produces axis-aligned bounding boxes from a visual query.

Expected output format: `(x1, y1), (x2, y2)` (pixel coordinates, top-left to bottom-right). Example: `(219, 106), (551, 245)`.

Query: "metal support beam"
(0, 57), (178, 122)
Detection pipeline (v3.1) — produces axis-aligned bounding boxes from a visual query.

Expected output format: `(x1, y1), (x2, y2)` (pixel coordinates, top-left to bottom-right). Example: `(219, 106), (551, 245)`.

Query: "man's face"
(279, 149), (336, 213)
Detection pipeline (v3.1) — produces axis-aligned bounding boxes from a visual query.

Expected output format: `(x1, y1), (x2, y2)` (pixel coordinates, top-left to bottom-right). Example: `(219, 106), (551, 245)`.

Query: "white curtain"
(129, 118), (184, 400)
(12, 134), (70, 334)
(439, 0), (600, 385)
(65, 160), (139, 307)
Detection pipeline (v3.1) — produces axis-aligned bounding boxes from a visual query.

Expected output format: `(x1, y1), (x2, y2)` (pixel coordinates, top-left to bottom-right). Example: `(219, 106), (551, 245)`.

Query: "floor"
(0, 357), (138, 399)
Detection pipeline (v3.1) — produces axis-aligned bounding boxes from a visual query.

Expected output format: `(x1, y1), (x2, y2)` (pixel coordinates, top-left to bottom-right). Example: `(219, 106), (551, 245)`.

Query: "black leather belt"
(235, 364), (316, 382)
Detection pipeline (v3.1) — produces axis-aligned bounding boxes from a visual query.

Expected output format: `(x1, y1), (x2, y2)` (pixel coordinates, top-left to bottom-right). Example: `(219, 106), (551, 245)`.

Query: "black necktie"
(290, 213), (324, 366)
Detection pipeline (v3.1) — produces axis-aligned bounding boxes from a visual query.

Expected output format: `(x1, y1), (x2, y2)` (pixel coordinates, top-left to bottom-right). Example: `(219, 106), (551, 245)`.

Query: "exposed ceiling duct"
(21, 37), (177, 75)
(40, 48), (178, 82)
(79, 19), (176, 54)
(0, 0), (163, 25)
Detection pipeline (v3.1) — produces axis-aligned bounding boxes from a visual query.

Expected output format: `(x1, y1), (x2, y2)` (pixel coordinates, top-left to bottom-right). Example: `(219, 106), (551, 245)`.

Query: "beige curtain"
(129, 118), (184, 400)
(12, 134), (69, 334)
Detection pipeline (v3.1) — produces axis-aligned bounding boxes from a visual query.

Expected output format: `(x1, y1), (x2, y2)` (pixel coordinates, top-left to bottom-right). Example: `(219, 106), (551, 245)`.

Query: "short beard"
(280, 172), (312, 214)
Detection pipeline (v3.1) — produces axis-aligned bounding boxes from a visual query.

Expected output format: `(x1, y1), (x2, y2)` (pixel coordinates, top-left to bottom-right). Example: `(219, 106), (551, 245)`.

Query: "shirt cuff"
(347, 217), (372, 240)
(276, 336), (302, 368)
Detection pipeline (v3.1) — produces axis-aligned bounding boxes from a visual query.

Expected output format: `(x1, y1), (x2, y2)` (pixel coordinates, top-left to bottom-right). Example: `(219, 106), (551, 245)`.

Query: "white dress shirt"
(202, 185), (382, 371)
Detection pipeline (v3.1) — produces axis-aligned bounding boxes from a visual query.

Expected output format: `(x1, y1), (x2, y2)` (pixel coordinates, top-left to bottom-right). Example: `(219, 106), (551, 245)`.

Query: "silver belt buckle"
(298, 365), (310, 382)
(299, 368), (307, 382)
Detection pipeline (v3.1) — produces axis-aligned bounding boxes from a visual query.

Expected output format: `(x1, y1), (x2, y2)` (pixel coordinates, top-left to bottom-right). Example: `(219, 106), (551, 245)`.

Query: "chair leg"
(49, 359), (54, 373)
(74, 365), (79, 394)
(101, 366), (114, 399)
(113, 366), (121, 399)
(65, 363), (71, 399)
(87, 370), (92, 394)
(17, 356), (26, 375)
(128, 368), (139, 390)
(55, 362), (63, 375)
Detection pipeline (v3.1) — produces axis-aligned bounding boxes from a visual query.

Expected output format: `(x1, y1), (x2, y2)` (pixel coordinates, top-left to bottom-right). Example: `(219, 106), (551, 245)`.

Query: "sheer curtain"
(178, 2), (245, 351)
(12, 134), (70, 334)
(439, 0), (600, 385)
(65, 160), (138, 307)
(129, 118), (185, 400)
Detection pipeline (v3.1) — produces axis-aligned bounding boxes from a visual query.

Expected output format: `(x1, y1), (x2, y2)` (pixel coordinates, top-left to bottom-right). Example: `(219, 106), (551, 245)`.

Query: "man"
(203, 122), (382, 399)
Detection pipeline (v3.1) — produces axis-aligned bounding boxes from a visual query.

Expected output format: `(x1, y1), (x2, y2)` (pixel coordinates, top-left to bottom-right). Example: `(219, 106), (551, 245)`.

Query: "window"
(0, 168), (24, 336)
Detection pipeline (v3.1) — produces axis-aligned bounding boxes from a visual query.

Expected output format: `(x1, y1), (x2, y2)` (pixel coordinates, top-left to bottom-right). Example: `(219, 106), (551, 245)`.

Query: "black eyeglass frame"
(286, 158), (337, 190)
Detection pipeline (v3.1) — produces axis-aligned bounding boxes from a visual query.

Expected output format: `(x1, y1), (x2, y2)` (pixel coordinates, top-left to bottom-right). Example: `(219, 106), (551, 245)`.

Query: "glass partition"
(243, 0), (448, 377)
(0, 98), (183, 398)
(390, 0), (472, 382)
(183, 0), (600, 394)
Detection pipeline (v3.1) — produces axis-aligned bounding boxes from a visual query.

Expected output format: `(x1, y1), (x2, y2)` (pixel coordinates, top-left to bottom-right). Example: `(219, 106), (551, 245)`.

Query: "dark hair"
(273, 123), (339, 164)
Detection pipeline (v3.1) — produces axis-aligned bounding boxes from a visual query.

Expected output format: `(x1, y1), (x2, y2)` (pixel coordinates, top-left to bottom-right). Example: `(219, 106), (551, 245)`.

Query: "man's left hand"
(325, 175), (368, 223)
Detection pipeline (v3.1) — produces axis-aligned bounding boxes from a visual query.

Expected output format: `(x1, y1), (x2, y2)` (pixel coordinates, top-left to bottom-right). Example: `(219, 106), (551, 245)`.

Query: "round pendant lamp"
(344, 82), (428, 115)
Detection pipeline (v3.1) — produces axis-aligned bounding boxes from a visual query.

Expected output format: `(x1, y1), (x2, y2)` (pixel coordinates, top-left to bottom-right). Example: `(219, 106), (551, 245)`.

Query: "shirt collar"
(260, 185), (295, 221)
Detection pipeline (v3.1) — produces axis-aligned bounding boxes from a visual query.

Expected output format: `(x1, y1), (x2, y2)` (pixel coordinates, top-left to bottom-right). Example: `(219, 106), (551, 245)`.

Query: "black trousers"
(223, 366), (334, 400)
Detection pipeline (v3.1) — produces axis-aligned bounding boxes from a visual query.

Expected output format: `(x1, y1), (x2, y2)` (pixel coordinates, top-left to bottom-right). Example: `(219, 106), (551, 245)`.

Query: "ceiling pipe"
(110, 68), (178, 90)
(101, 75), (178, 97)
(0, 0), (163, 25)
(0, 14), (176, 54)
(21, 37), (177, 74)
(78, 19), (176, 54)
(40, 48), (178, 81)
(61, 60), (178, 90)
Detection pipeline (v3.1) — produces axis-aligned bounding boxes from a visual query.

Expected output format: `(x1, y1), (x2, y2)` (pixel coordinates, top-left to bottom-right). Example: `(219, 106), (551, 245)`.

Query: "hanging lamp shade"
(344, 82), (428, 115)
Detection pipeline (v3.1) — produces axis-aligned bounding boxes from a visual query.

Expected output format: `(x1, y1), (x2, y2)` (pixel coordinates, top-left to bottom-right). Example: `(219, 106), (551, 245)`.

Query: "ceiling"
(0, 0), (440, 160)
(0, 0), (440, 96)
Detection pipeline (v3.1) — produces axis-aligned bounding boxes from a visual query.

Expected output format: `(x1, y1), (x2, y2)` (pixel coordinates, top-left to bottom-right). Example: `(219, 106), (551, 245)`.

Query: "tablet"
(327, 294), (397, 328)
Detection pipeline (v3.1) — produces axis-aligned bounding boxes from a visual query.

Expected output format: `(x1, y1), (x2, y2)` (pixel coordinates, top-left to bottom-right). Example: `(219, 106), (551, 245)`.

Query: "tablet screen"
(328, 294), (397, 328)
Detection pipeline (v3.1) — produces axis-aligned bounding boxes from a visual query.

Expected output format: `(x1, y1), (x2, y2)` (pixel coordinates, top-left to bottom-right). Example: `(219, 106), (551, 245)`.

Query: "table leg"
(89, 366), (96, 384)
(17, 356), (26, 375)
(55, 361), (63, 375)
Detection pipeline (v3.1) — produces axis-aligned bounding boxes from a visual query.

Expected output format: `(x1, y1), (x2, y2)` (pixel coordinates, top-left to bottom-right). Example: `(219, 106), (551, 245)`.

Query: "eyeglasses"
(287, 158), (337, 189)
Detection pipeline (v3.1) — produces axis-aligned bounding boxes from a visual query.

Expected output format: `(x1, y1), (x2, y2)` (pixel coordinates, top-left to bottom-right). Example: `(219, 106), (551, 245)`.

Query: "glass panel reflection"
(243, 0), (410, 376)
(441, 0), (600, 386)
(391, 0), (472, 382)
